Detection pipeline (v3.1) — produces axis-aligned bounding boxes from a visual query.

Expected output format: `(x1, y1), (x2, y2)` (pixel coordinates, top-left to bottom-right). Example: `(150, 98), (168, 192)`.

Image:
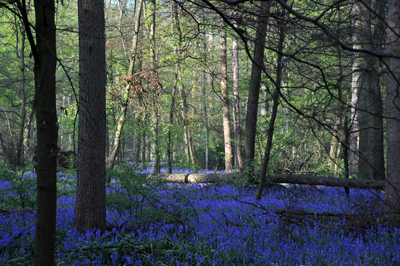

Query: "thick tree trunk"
(385, 0), (400, 213)
(244, 2), (269, 176)
(220, 26), (233, 172)
(30, 0), (58, 264)
(108, 0), (144, 170)
(358, 71), (384, 180)
(351, 0), (385, 180)
(75, 0), (107, 232)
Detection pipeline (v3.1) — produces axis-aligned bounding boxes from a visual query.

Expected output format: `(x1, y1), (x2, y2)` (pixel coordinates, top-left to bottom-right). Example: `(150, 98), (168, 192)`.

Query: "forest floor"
(0, 165), (399, 265)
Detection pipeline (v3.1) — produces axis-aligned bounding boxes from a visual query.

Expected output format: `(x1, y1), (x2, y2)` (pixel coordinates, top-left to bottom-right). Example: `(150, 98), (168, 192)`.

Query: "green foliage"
(242, 158), (261, 185)
(0, 168), (36, 211)
(0, 166), (17, 181)
(106, 165), (196, 228)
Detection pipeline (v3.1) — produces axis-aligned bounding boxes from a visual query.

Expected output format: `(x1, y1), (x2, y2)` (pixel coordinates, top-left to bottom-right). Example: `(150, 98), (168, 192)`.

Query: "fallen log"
(146, 173), (385, 190)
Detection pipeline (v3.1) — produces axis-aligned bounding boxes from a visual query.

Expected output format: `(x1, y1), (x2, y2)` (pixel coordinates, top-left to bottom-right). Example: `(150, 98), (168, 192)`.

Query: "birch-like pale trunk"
(15, 22), (26, 166)
(232, 20), (243, 171)
(202, 31), (209, 171)
(220, 26), (233, 172)
(350, 0), (385, 180)
(108, 0), (144, 170)
(149, 0), (160, 174)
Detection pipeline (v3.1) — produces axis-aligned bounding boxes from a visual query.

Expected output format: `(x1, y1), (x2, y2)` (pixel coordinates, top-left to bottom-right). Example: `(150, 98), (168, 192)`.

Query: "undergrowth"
(0, 165), (399, 265)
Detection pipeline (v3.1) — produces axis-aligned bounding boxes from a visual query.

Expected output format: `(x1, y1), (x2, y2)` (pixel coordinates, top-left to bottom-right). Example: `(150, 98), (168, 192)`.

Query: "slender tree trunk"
(173, 3), (197, 171)
(167, 80), (176, 173)
(16, 22), (26, 166)
(149, 0), (160, 174)
(142, 120), (146, 164)
(0, 133), (7, 158)
(219, 26), (233, 172)
(26, 0), (58, 264)
(146, 132), (151, 162)
(232, 26), (243, 171)
(108, 0), (144, 170)
(151, 111), (160, 173)
(75, 0), (107, 232)
(202, 29), (209, 171)
(255, 21), (284, 200)
(133, 128), (140, 164)
(328, 117), (341, 167)
(244, 2), (269, 177)
(203, 96), (209, 170)
(385, 0), (400, 213)
(23, 108), (34, 158)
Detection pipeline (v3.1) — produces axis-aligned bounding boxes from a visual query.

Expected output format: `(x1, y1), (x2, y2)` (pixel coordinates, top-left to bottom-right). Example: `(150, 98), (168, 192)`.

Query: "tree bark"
(351, 0), (385, 180)
(202, 29), (209, 171)
(15, 20), (26, 166)
(255, 20), (284, 200)
(149, 0), (160, 174)
(75, 0), (107, 232)
(244, 2), (269, 176)
(28, 0), (58, 264)
(328, 117), (341, 167)
(220, 26), (233, 172)
(167, 80), (176, 173)
(385, 0), (400, 213)
(232, 34), (243, 171)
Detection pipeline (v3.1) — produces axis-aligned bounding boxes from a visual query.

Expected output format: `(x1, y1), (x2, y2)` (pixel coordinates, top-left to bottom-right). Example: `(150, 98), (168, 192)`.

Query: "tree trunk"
(220, 26), (233, 172)
(28, 0), (58, 264)
(173, 3), (197, 171)
(167, 72), (176, 173)
(328, 117), (341, 167)
(149, 0), (160, 174)
(23, 108), (34, 158)
(133, 129), (140, 164)
(108, 0), (144, 170)
(385, 0), (400, 213)
(255, 20), (284, 200)
(232, 17), (243, 172)
(351, 0), (385, 180)
(142, 120), (146, 164)
(151, 111), (160, 173)
(202, 30), (209, 171)
(15, 21), (26, 167)
(244, 2), (269, 176)
(75, 0), (107, 232)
